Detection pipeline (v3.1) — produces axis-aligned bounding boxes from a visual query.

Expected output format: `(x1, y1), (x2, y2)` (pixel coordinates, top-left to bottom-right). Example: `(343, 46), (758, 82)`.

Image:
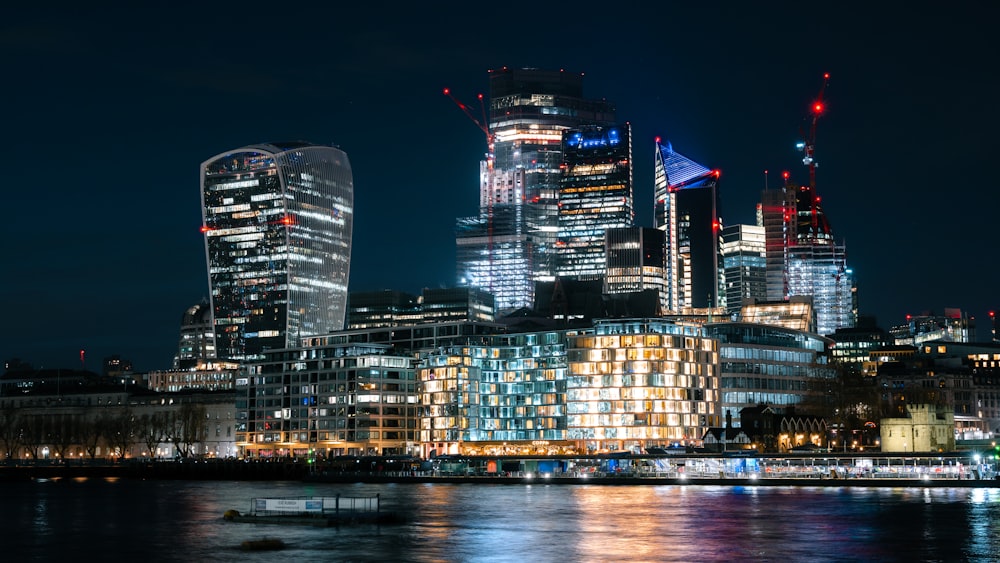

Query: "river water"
(2, 478), (998, 562)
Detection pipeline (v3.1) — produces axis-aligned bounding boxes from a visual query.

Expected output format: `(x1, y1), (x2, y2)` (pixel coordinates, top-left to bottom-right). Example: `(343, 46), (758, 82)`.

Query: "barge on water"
(224, 494), (403, 526)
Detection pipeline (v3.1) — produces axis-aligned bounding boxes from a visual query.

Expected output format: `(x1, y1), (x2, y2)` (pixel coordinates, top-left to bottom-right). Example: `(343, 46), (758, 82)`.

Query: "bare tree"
(0, 406), (23, 461)
(21, 414), (48, 460)
(49, 413), (82, 461)
(136, 411), (170, 459)
(166, 403), (207, 458)
(105, 408), (135, 461)
(82, 412), (112, 460)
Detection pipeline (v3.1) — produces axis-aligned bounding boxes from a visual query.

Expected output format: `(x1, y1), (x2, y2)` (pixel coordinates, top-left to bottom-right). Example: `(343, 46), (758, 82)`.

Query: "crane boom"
(802, 72), (830, 191)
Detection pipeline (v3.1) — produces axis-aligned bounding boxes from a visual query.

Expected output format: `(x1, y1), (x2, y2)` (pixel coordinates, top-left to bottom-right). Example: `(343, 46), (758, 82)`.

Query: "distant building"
(740, 296), (816, 333)
(200, 142), (354, 361)
(880, 404), (955, 453)
(102, 355), (133, 378)
(758, 181), (855, 335)
(890, 309), (973, 345)
(456, 68), (616, 311)
(557, 124), (634, 280)
(604, 227), (666, 313)
(653, 140), (723, 312)
(720, 224), (767, 318)
(347, 288), (494, 329)
(175, 300), (215, 369)
(145, 360), (239, 393)
(827, 316), (891, 375)
(237, 341), (419, 458)
(705, 322), (835, 428)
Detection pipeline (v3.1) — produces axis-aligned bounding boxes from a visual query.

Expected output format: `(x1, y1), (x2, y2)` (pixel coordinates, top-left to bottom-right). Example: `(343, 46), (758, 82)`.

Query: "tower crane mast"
(800, 72), (830, 191)
(797, 73), (830, 234)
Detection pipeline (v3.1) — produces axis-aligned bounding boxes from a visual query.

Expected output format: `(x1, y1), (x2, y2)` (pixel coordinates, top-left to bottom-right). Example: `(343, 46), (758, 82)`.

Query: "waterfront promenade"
(4, 451), (999, 488)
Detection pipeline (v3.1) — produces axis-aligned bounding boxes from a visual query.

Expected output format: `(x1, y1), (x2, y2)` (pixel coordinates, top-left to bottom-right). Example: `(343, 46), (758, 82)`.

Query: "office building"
(740, 296), (816, 333)
(759, 181), (854, 335)
(720, 224), (767, 318)
(347, 288), (495, 329)
(890, 309), (973, 345)
(557, 124), (634, 279)
(604, 227), (666, 313)
(200, 142), (354, 361)
(238, 341), (419, 458)
(175, 300), (216, 369)
(653, 140), (723, 312)
(704, 322), (835, 428)
(456, 68), (616, 311)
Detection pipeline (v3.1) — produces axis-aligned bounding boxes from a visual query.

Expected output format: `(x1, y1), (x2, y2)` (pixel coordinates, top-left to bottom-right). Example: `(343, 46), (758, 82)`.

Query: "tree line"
(0, 403), (208, 462)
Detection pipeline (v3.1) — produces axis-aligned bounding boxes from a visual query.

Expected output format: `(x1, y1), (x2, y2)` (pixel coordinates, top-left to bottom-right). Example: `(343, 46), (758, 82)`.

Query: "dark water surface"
(2, 478), (998, 562)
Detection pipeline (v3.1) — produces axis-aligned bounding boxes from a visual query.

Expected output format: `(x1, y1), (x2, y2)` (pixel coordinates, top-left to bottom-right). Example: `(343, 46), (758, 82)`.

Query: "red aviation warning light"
(200, 225), (212, 233)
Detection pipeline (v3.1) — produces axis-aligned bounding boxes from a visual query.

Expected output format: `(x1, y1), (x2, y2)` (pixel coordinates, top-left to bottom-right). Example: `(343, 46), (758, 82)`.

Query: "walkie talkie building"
(200, 142), (353, 361)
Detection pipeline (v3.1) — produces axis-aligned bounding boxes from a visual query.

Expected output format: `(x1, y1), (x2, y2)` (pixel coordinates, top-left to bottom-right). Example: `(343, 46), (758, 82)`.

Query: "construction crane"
(443, 88), (494, 169)
(444, 87), (497, 295)
(796, 72), (830, 234)
(798, 72), (830, 191)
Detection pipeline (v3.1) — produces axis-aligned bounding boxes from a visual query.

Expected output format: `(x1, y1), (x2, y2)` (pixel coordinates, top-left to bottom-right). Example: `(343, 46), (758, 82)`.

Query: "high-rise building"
(200, 142), (353, 361)
(653, 140), (723, 311)
(174, 300), (215, 369)
(456, 68), (616, 311)
(759, 181), (855, 335)
(557, 124), (634, 279)
(604, 227), (666, 313)
(720, 224), (767, 318)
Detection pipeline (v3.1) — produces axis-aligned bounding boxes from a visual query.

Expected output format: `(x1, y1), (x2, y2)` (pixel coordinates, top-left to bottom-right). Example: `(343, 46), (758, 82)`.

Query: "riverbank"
(4, 460), (999, 488)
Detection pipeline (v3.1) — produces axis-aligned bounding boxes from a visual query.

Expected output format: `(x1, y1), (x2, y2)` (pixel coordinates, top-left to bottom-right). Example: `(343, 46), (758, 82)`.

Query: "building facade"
(653, 140), (723, 312)
(758, 181), (855, 336)
(456, 68), (616, 311)
(567, 319), (719, 452)
(720, 224), (767, 318)
(704, 322), (835, 428)
(347, 287), (495, 329)
(557, 124), (634, 280)
(237, 341), (419, 458)
(604, 227), (667, 312)
(200, 142), (354, 361)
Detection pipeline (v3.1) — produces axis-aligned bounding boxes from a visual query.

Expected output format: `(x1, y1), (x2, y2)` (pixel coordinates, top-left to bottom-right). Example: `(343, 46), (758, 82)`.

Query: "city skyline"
(4, 4), (998, 370)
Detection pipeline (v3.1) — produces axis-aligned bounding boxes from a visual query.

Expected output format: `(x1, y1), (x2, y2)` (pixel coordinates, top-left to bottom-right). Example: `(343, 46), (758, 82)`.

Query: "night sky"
(4, 4), (998, 371)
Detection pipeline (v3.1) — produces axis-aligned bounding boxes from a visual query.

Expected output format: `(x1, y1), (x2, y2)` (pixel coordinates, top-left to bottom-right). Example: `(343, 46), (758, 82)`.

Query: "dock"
(224, 494), (403, 526)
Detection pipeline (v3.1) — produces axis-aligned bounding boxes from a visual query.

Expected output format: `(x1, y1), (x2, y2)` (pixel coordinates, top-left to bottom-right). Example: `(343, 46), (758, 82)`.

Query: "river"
(2, 478), (998, 561)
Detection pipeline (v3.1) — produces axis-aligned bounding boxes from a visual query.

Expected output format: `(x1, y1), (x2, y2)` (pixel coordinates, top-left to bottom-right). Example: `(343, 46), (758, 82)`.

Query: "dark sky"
(3, 4), (998, 371)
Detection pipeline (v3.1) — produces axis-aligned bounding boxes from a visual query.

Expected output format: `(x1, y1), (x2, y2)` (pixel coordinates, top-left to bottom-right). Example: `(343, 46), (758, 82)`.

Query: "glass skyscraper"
(759, 181), (855, 336)
(557, 124), (634, 279)
(653, 140), (723, 312)
(456, 68), (616, 311)
(720, 224), (767, 317)
(200, 142), (353, 361)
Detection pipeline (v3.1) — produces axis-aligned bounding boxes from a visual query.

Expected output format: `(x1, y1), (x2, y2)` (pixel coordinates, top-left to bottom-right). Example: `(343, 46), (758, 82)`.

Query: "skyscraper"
(720, 224), (767, 317)
(557, 124), (634, 279)
(653, 140), (723, 311)
(456, 68), (615, 311)
(604, 227), (666, 313)
(200, 142), (353, 361)
(759, 180), (854, 336)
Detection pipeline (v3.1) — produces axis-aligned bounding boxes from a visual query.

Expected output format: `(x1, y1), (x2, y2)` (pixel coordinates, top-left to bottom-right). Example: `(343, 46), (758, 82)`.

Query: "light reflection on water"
(1, 479), (998, 562)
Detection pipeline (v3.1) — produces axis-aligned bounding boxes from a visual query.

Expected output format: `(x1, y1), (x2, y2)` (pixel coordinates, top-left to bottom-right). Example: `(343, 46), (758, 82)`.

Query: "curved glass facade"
(201, 143), (353, 361)
(704, 322), (835, 424)
(567, 319), (718, 450)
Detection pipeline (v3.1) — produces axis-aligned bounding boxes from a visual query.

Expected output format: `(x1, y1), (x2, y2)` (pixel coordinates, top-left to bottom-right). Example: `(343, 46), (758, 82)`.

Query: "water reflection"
(2, 480), (999, 562)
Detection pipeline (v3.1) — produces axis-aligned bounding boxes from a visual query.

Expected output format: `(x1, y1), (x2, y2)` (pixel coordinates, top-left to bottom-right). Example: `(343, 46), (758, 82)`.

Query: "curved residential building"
(704, 322), (835, 426)
(200, 142), (353, 361)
